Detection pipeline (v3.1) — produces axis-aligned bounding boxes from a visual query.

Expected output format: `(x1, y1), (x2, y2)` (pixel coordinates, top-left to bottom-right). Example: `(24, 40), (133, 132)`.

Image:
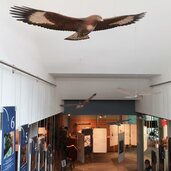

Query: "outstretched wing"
(82, 93), (96, 105)
(10, 6), (84, 31)
(94, 12), (146, 31)
(60, 104), (78, 107)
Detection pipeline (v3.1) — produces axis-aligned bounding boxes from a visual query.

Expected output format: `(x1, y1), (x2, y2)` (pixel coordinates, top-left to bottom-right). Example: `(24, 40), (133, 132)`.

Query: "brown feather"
(10, 6), (146, 40)
(94, 12), (146, 31)
(10, 6), (84, 31)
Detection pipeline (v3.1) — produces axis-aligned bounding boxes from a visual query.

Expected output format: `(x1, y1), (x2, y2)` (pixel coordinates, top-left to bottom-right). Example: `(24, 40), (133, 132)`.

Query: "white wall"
(135, 65), (171, 119)
(0, 1), (56, 83)
(135, 95), (152, 115)
(0, 1), (62, 127)
(136, 80), (171, 120)
(0, 65), (62, 128)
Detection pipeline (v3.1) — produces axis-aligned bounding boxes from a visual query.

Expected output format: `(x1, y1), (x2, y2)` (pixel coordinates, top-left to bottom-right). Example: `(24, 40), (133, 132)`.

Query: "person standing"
(144, 159), (152, 171)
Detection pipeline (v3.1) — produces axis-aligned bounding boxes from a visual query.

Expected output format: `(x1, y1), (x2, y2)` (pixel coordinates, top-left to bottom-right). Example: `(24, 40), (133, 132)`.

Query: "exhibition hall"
(1, 0), (171, 171)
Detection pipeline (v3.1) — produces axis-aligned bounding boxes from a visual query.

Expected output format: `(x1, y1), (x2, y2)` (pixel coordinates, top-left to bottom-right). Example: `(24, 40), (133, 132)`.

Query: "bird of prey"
(10, 6), (146, 41)
(60, 93), (96, 109)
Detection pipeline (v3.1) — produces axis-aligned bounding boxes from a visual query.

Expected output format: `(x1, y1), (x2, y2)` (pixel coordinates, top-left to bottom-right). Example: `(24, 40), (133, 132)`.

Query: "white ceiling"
(0, 0), (171, 100)
(56, 77), (151, 100)
(1, 0), (171, 78)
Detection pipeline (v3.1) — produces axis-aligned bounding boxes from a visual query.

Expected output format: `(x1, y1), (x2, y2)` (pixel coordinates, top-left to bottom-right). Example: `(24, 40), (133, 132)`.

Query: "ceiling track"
(0, 60), (56, 87)
(150, 80), (171, 87)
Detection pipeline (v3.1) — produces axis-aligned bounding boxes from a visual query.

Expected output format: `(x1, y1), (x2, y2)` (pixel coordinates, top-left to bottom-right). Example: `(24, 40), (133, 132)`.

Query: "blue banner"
(19, 124), (29, 171)
(1, 106), (16, 171)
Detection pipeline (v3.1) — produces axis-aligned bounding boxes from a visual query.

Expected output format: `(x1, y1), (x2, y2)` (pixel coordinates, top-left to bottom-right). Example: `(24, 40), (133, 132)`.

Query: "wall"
(64, 100), (135, 115)
(0, 65), (61, 128)
(135, 95), (152, 115)
(0, 1), (63, 127)
(0, 1), (56, 83)
(136, 76), (171, 119)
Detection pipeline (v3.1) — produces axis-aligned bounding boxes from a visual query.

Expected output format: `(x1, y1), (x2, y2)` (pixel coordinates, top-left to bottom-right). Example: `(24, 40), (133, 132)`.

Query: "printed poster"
(124, 124), (130, 145)
(93, 128), (107, 153)
(18, 124), (29, 171)
(118, 132), (125, 163)
(110, 125), (118, 146)
(130, 124), (137, 145)
(1, 106), (16, 171)
(30, 136), (38, 171)
(82, 129), (93, 155)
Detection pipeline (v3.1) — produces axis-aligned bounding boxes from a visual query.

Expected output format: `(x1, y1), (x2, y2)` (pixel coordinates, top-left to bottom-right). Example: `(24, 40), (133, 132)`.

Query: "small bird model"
(10, 6), (146, 40)
(60, 93), (96, 109)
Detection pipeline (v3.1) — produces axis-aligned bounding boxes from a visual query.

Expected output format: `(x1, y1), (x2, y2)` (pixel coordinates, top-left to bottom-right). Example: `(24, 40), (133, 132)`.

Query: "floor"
(73, 148), (137, 171)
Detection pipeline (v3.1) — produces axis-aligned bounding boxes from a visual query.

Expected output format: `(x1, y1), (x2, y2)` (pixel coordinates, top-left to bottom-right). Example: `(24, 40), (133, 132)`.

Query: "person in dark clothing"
(57, 126), (68, 160)
(145, 159), (152, 171)
(66, 144), (78, 169)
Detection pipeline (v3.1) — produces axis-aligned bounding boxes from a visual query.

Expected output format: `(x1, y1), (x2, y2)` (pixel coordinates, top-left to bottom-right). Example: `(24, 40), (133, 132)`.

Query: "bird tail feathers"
(65, 32), (89, 41)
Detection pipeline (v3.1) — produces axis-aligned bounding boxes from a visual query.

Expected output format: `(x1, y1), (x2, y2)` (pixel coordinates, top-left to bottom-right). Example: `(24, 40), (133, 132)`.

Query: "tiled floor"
(73, 148), (137, 171)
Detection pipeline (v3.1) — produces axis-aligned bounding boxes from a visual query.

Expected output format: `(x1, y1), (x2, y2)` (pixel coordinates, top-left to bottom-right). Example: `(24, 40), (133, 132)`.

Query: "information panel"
(82, 129), (93, 155)
(18, 124), (29, 171)
(118, 132), (125, 163)
(110, 125), (118, 146)
(1, 106), (16, 171)
(93, 128), (107, 153)
(130, 124), (137, 145)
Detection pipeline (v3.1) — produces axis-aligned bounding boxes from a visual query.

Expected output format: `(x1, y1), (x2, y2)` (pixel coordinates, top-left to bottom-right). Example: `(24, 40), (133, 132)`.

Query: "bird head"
(87, 15), (103, 22)
(96, 15), (103, 22)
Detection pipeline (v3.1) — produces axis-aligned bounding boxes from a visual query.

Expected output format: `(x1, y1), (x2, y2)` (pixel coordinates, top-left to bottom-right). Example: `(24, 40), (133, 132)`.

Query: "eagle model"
(10, 6), (146, 41)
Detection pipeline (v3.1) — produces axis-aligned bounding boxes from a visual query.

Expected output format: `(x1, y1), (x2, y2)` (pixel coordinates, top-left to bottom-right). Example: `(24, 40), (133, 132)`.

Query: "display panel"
(18, 124), (29, 171)
(93, 128), (107, 153)
(118, 132), (125, 163)
(110, 125), (118, 146)
(123, 124), (129, 145)
(130, 124), (137, 145)
(82, 129), (93, 155)
(1, 106), (16, 171)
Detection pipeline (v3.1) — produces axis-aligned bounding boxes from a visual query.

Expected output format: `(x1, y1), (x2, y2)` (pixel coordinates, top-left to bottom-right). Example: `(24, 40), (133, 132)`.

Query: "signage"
(18, 124), (29, 171)
(1, 106), (16, 171)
